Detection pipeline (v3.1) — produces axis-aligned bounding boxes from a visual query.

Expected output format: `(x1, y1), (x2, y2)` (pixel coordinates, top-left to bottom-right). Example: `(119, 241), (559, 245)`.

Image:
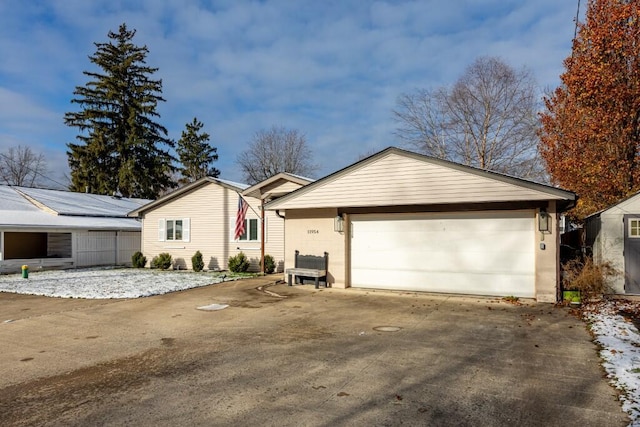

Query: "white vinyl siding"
(350, 211), (536, 298)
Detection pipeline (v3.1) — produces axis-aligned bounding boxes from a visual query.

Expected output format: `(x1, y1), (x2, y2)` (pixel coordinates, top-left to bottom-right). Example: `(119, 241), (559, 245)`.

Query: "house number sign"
(307, 229), (319, 234)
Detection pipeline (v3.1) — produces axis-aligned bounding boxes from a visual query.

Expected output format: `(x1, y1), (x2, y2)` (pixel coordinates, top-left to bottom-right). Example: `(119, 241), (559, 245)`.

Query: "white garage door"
(350, 211), (535, 297)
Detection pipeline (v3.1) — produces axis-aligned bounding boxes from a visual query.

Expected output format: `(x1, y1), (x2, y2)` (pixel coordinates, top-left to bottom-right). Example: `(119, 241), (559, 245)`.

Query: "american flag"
(234, 196), (249, 240)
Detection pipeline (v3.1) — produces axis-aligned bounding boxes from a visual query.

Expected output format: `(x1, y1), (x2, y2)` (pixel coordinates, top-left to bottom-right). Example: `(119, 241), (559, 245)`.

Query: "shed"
(265, 147), (576, 302)
(585, 192), (640, 294)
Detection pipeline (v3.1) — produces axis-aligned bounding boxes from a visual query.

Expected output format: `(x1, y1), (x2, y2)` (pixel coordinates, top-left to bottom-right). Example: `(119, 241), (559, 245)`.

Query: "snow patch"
(0, 268), (238, 299)
(197, 303), (229, 311)
(583, 300), (640, 426)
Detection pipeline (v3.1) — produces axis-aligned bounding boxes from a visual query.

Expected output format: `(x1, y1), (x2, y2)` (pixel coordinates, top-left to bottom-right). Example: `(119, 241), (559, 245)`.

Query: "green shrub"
(228, 252), (250, 273)
(191, 250), (204, 272)
(263, 254), (276, 274)
(151, 252), (173, 270)
(131, 251), (147, 268)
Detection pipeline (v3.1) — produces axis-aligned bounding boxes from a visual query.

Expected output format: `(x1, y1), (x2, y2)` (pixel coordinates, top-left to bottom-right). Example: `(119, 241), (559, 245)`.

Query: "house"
(0, 185), (149, 273)
(585, 192), (640, 294)
(265, 147), (577, 302)
(128, 173), (312, 272)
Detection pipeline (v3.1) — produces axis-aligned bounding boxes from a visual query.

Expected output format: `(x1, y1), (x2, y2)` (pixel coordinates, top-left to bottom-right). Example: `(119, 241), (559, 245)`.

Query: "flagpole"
(235, 191), (265, 273)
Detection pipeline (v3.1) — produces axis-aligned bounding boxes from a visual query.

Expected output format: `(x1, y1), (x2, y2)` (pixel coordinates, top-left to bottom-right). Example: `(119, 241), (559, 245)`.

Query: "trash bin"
(21, 265), (28, 279)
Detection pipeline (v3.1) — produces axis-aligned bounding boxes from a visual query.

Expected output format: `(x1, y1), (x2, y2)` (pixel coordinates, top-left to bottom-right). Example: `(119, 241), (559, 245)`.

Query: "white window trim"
(630, 219), (640, 238)
(159, 218), (190, 242)
(230, 217), (261, 243)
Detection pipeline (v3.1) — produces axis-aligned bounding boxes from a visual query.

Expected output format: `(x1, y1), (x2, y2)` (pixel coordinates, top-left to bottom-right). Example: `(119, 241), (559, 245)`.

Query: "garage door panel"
(351, 267), (535, 297)
(350, 211), (535, 297)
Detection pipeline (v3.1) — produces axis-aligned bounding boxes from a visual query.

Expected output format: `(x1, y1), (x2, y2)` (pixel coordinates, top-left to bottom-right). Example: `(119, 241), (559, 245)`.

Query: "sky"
(0, 0), (583, 188)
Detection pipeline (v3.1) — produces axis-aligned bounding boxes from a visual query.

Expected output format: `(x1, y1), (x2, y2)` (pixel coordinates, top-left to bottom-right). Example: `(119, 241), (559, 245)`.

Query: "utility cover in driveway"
(350, 210), (535, 297)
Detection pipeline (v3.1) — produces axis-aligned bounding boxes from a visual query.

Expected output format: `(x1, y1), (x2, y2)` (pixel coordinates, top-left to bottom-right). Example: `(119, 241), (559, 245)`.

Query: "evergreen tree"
(176, 117), (220, 184)
(65, 23), (175, 198)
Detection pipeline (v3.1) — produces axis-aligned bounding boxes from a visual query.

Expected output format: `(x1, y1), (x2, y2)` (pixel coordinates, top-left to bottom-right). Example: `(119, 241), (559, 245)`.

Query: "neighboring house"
(585, 192), (640, 294)
(265, 147), (577, 302)
(128, 173), (312, 272)
(0, 185), (149, 273)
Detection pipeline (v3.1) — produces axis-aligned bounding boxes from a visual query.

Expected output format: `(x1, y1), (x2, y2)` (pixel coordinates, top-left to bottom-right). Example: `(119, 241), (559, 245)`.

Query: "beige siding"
(262, 180), (303, 197)
(535, 201), (560, 303)
(141, 182), (276, 271)
(283, 208), (346, 287)
(265, 210), (285, 272)
(270, 152), (567, 209)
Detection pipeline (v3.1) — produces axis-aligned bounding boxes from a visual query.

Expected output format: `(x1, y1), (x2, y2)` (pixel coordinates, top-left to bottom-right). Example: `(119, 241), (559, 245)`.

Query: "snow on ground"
(583, 300), (640, 426)
(0, 267), (251, 299)
(1, 267), (639, 423)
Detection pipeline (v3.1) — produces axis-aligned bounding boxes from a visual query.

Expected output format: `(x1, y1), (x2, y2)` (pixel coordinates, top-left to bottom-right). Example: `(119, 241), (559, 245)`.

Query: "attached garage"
(350, 211), (536, 297)
(265, 147), (576, 302)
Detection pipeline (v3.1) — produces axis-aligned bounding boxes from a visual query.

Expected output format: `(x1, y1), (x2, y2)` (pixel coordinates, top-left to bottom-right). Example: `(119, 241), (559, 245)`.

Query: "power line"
(0, 149), (68, 190)
(0, 149), (147, 209)
(574, 0), (581, 41)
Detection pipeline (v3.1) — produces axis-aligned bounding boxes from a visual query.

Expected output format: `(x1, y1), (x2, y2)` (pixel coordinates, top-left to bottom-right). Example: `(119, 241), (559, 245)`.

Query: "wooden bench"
(286, 250), (328, 289)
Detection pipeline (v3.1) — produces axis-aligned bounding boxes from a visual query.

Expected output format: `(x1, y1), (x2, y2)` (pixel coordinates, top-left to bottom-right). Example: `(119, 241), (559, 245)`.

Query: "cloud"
(0, 0), (580, 184)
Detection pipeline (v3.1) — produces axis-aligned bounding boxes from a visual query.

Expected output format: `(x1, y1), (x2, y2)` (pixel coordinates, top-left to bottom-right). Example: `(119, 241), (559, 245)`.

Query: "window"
(630, 219), (640, 238)
(167, 219), (182, 241)
(236, 218), (259, 242)
(158, 218), (190, 242)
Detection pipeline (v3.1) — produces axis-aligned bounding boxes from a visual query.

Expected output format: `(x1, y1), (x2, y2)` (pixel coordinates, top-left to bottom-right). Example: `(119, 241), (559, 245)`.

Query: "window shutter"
(229, 217), (236, 242)
(182, 218), (190, 242)
(158, 219), (166, 242)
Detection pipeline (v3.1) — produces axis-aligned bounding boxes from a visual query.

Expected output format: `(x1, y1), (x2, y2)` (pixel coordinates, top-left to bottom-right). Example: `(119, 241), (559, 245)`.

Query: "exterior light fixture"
(334, 215), (344, 232)
(538, 209), (551, 233)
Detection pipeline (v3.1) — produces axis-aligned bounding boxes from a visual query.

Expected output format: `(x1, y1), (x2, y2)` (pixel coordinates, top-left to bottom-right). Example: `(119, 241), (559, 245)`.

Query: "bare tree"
(237, 126), (317, 184)
(0, 145), (47, 187)
(393, 56), (545, 181)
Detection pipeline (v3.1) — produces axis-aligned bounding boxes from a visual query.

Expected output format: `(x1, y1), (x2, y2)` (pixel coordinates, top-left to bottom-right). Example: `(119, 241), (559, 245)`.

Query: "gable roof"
(242, 172), (314, 199)
(0, 185), (146, 230)
(585, 191), (640, 219)
(128, 176), (248, 217)
(265, 147), (577, 211)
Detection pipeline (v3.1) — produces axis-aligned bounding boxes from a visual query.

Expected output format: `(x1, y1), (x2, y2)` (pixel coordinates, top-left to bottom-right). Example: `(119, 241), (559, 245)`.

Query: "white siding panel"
(117, 231), (142, 265)
(351, 211), (535, 297)
(76, 231), (117, 267)
(272, 153), (563, 209)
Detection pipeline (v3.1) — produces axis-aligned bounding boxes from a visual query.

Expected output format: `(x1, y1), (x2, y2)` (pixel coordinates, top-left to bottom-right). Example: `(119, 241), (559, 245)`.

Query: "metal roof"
(0, 186), (145, 231)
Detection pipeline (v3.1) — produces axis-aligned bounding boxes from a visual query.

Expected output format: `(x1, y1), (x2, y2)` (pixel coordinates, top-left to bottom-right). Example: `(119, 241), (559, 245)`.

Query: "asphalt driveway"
(0, 277), (628, 426)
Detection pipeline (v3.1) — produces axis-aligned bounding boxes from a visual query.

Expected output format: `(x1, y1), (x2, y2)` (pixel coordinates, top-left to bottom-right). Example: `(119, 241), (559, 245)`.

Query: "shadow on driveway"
(0, 278), (628, 426)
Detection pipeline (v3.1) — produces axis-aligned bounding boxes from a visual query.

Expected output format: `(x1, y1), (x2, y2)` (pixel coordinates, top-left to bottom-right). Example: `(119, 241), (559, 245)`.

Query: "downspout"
(275, 210), (285, 219)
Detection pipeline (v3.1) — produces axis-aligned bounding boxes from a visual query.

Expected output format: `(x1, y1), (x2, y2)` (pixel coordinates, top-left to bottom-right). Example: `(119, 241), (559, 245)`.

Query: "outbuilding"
(585, 192), (640, 294)
(0, 185), (148, 273)
(265, 148), (576, 302)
